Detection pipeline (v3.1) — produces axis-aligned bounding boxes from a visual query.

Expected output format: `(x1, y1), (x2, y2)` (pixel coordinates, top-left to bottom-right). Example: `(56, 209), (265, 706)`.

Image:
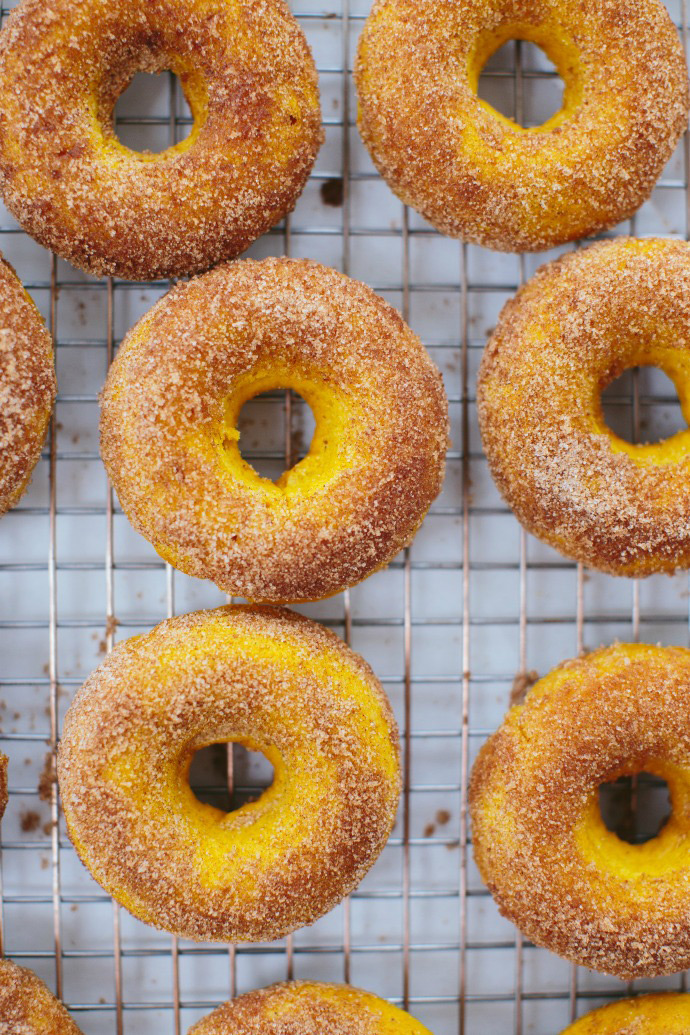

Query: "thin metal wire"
(48, 254), (63, 1001)
(458, 241), (470, 1035)
(341, 0), (353, 987)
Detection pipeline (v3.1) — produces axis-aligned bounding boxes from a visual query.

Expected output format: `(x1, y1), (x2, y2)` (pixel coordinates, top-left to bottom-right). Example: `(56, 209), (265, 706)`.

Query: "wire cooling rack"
(1, 0), (690, 1032)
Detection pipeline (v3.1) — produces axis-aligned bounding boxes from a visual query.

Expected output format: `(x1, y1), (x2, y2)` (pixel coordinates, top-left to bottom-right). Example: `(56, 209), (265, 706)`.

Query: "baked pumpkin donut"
(100, 257), (448, 603)
(0, 959), (82, 1035)
(0, 752), (7, 820)
(0, 0), (322, 281)
(479, 237), (690, 576)
(0, 256), (55, 517)
(58, 605), (401, 943)
(190, 981), (433, 1035)
(470, 642), (690, 979)
(562, 994), (690, 1034)
(355, 0), (688, 252)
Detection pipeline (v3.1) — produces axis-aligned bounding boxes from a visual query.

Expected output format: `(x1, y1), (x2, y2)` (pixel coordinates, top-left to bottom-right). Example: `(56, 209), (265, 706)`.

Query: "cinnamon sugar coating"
(355, 0), (688, 252)
(57, 605), (401, 943)
(0, 753), (7, 821)
(470, 643), (690, 979)
(100, 257), (449, 603)
(0, 959), (82, 1035)
(0, 0), (322, 281)
(0, 256), (56, 517)
(191, 982), (433, 1034)
(562, 993), (690, 1034)
(479, 238), (690, 577)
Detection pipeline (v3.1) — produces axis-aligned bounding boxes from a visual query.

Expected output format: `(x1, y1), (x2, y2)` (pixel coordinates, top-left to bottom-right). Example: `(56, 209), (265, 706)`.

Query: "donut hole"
(598, 772), (671, 845)
(113, 71), (194, 155)
(601, 367), (686, 446)
(476, 41), (564, 128)
(189, 742), (275, 813)
(235, 390), (317, 483)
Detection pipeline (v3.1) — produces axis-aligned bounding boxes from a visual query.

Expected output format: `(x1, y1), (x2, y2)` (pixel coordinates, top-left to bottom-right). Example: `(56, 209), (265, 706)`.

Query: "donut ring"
(562, 994), (690, 1034)
(100, 257), (448, 603)
(58, 605), (401, 943)
(0, 256), (55, 517)
(355, 0), (688, 252)
(0, 0), (322, 281)
(478, 238), (690, 577)
(0, 960), (82, 1035)
(0, 753), (7, 821)
(190, 982), (433, 1035)
(470, 643), (690, 979)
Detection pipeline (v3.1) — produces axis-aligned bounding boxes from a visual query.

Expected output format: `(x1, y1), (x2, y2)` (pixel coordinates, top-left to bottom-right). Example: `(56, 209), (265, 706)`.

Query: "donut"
(562, 994), (690, 1034)
(478, 237), (690, 577)
(355, 0), (689, 252)
(0, 0), (322, 281)
(100, 257), (448, 603)
(57, 605), (401, 942)
(470, 642), (690, 979)
(0, 256), (56, 517)
(190, 981), (433, 1035)
(0, 959), (82, 1035)
(0, 752), (7, 820)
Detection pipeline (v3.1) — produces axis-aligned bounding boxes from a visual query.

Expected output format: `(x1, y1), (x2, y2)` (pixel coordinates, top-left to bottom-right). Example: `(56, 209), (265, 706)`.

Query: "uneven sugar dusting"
(0, 959), (82, 1034)
(478, 238), (690, 576)
(190, 982), (432, 1035)
(57, 605), (402, 944)
(0, 257), (56, 516)
(470, 643), (690, 979)
(100, 257), (450, 603)
(0, 0), (323, 280)
(355, 0), (689, 251)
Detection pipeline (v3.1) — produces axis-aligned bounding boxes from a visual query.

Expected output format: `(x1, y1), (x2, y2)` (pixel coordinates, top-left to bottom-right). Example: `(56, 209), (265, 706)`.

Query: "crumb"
(20, 809), (41, 833)
(38, 752), (55, 802)
(510, 669), (539, 707)
(320, 177), (344, 207)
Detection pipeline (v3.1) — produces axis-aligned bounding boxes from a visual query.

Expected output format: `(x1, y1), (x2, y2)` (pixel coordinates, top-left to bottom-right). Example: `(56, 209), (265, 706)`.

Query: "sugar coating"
(0, 754), (7, 822)
(562, 993), (690, 1034)
(57, 605), (402, 943)
(478, 237), (690, 577)
(0, 256), (56, 517)
(0, 0), (323, 281)
(100, 257), (449, 603)
(355, 0), (689, 252)
(0, 959), (82, 1035)
(470, 643), (690, 979)
(190, 982), (433, 1035)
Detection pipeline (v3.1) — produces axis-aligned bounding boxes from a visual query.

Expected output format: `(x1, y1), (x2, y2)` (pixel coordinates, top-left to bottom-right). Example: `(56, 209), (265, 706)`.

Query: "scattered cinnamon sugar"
(20, 809), (41, 833)
(38, 752), (56, 803)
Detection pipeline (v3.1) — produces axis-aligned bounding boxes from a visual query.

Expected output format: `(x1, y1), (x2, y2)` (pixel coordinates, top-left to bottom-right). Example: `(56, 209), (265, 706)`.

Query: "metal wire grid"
(0, 0), (690, 1032)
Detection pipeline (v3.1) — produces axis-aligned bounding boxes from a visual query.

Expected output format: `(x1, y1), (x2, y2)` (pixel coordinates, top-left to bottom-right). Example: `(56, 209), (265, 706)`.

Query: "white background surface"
(1, 0), (689, 1032)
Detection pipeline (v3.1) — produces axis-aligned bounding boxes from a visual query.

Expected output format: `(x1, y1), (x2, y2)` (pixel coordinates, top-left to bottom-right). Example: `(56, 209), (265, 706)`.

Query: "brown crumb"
(435, 808), (451, 825)
(423, 822), (435, 837)
(510, 670), (539, 707)
(20, 809), (41, 833)
(320, 177), (344, 207)
(38, 752), (56, 802)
